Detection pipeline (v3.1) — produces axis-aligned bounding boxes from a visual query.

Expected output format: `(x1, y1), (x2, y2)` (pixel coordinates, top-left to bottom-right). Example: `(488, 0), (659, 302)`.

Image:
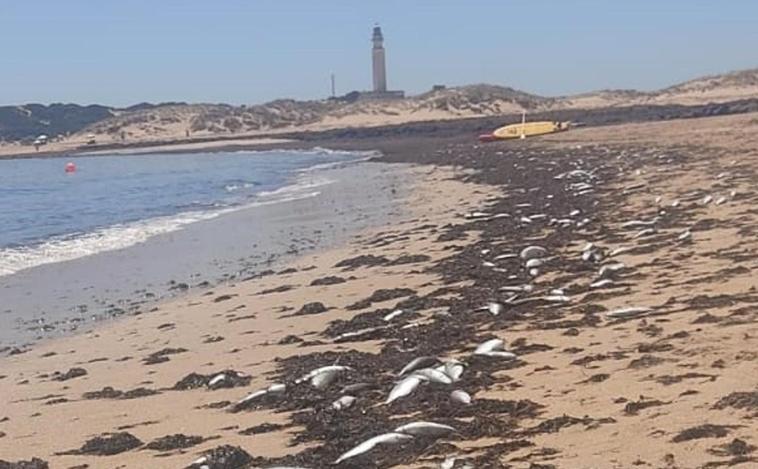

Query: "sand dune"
(3, 68), (756, 158)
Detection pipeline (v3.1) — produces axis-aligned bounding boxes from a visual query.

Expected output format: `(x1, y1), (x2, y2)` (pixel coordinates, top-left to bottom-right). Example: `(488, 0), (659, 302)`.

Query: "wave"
(224, 181), (259, 193)
(0, 175), (334, 278)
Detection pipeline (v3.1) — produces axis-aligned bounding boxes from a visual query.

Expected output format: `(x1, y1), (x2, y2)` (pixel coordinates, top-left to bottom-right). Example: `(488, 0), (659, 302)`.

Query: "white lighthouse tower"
(358, 25), (403, 100)
(372, 25), (387, 93)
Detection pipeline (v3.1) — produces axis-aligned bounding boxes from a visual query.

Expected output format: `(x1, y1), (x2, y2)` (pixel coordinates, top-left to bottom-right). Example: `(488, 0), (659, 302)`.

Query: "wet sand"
(1, 112), (757, 469)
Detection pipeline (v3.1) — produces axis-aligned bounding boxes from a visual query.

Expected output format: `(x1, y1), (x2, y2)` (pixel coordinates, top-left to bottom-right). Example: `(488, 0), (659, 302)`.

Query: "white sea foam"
(224, 182), (257, 192)
(0, 175), (335, 278)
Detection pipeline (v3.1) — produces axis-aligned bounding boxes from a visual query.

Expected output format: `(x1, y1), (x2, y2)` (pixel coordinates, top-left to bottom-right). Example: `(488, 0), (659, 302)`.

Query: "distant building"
(432, 84), (446, 92)
(358, 25), (404, 101)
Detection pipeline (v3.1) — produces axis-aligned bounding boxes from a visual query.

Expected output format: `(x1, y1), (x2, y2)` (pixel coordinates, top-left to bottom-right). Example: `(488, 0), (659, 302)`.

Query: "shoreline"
(1, 112), (757, 468)
(0, 156), (415, 349)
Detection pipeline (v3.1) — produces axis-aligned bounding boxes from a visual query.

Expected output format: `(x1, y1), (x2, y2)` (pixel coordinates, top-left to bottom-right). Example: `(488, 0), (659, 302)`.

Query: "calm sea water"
(0, 148), (370, 277)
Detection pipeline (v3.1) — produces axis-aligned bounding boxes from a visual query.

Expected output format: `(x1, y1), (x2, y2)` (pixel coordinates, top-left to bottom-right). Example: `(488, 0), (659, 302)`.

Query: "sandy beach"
(1, 112), (757, 468)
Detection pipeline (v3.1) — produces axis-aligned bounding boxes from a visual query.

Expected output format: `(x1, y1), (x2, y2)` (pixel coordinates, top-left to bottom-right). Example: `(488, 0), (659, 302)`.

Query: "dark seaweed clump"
(145, 434), (205, 451)
(185, 445), (252, 469)
(58, 432), (143, 456)
(0, 458), (49, 469)
(52, 367), (87, 381)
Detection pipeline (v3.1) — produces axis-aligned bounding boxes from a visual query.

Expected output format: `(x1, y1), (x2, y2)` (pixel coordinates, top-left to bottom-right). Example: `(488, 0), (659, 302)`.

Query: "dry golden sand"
(0, 165), (498, 467)
(1, 113), (757, 468)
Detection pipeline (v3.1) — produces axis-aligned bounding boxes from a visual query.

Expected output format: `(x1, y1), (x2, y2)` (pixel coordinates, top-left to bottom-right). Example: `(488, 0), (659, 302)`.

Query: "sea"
(0, 148), (370, 277)
(0, 148), (405, 346)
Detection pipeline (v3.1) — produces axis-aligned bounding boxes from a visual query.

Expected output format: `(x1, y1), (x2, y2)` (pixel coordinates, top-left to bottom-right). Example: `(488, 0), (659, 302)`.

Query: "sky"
(1, 0), (757, 107)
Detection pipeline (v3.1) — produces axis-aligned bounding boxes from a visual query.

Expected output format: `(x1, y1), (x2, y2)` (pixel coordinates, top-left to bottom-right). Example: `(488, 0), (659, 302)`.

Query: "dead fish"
(267, 383), (286, 393)
(450, 390), (472, 405)
(334, 432), (413, 464)
(486, 302), (504, 316)
(386, 376), (424, 404)
(482, 261), (496, 268)
(520, 246), (548, 260)
(525, 258), (543, 269)
(494, 253), (517, 260)
(383, 309), (405, 322)
(702, 195), (713, 205)
(621, 218), (658, 229)
(236, 388), (269, 406)
(570, 182), (593, 191)
(609, 246), (633, 257)
(394, 421), (456, 437)
(398, 356), (439, 376)
(606, 306), (653, 319)
(235, 383), (285, 407)
(296, 365), (351, 389)
(441, 359), (466, 382)
(332, 395), (356, 410)
(474, 338), (504, 354)
(677, 230), (692, 242)
(335, 328), (382, 342)
(478, 350), (517, 359)
(543, 295), (571, 303)
(625, 181), (646, 191)
(590, 279), (614, 289)
(207, 373), (228, 388)
(634, 228), (657, 238)
(341, 382), (373, 395)
(598, 262), (626, 279)
(499, 284), (533, 293)
(412, 367), (453, 385)
(440, 456), (457, 469)
(465, 211), (490, 219)
(715, 196), (727, 205)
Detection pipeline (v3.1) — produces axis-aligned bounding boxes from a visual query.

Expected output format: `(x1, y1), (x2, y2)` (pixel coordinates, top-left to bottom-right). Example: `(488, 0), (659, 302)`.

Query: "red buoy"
(65, 162), (76, 173)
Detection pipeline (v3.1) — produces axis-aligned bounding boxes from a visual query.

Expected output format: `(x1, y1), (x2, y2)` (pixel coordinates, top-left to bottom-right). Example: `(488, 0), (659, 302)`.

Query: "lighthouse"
(357, 25), (404, 100)
(372, 25), (387, 93)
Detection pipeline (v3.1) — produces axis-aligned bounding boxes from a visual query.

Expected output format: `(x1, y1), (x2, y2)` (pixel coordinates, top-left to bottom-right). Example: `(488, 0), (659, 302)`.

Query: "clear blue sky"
(2, 0), (756, 107)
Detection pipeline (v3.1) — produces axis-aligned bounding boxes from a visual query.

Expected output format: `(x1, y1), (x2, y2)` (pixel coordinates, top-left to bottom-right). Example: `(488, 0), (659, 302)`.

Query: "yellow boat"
(492, 120), (568, 139)
(480, 113), (570, 142)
